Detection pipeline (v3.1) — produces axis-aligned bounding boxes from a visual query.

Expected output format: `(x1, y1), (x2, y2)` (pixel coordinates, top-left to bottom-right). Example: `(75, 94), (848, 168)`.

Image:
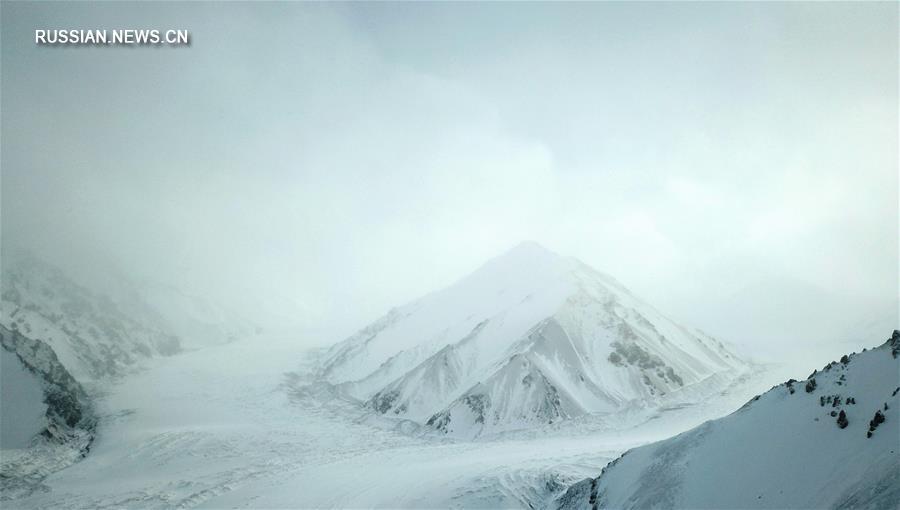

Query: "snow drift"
(320, 242), (749, 437)
(555, 330), (900, 510)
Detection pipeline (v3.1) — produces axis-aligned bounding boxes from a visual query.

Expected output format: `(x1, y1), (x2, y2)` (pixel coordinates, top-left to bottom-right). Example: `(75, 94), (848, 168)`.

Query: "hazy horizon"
(2, 2), (897, 360)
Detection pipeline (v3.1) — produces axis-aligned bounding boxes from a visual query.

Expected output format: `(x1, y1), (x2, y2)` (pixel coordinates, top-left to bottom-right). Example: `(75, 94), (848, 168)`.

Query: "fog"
(2, 2), (897, 359)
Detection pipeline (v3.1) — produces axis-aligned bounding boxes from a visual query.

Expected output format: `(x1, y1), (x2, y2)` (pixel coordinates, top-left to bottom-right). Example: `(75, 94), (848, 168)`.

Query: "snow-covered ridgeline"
(555, 330), (900, 510)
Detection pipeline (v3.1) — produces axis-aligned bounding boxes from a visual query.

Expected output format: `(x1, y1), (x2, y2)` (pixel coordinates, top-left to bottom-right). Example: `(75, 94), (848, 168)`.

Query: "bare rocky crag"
(1, 324), (97, 501)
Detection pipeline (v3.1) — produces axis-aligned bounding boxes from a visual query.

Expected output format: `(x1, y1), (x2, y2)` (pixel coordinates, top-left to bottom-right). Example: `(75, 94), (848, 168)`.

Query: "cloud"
(2, 2), (896, 352)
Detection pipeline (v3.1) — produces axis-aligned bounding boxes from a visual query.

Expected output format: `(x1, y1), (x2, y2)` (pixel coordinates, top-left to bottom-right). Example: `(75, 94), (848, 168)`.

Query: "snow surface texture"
(320, 242), (749, 437)
(0, 244), (845, 509)
(1, 325), (96, 501)
(555, 330), (900, 510)
(1, 334), (786, 509)
(0, 256), (182, 381)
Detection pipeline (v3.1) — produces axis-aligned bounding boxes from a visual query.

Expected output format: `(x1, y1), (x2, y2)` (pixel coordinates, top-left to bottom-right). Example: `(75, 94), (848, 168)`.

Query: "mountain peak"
(321, 243), (749, 437)
(500, 241), (559, 260)
(480, 242), (565, 275)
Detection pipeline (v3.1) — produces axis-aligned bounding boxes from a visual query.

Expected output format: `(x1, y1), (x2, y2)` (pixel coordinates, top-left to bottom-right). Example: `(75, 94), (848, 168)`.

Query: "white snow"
(3, 333), (790, 509)
(6, 245), (889, 508)
(321, 242), (750, 436)
(557, 334), (900, 509)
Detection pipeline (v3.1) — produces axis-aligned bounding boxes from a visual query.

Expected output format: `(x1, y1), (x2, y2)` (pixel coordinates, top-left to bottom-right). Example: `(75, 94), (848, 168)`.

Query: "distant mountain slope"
(118, 281), (261, 350)
(0, 256), (181, 381)
(555, 330), (900, 510)
(320, 242), (749, 437)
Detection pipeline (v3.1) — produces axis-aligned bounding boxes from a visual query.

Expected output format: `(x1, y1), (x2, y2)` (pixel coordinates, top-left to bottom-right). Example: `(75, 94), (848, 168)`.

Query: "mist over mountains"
(0, 243), (896, 508)
(2, 1), (897, 508)
(3, 2), (896, 353)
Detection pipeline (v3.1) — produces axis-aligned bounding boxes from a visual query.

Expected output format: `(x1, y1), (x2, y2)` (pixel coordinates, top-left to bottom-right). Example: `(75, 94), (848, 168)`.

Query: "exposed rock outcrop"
(1, 325), (96, 501)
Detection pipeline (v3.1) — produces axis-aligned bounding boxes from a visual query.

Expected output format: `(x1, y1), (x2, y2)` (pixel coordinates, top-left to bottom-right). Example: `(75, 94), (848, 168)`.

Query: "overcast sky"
(2, 2), (897, 358)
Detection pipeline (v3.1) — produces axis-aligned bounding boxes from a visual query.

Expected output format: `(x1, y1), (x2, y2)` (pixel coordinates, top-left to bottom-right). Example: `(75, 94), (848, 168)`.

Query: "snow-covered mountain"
(320, 242), (749, 437)
(555, 330), (900, 510)
(1, 324), (96, 501)
(0, 255), (181, 381)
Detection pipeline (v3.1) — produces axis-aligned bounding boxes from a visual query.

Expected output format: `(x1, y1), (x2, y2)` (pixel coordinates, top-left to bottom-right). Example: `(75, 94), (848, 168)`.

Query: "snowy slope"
(0, 256), (181, 381)
(2, 332), (783, 510)
(320, 242), (749, 437)
(556, 330), (900, 510)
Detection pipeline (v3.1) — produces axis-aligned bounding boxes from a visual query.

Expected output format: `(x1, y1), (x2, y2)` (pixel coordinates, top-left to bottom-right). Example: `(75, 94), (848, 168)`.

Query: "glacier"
(1, 330), (786, 509)
(4, 245), (890, 509)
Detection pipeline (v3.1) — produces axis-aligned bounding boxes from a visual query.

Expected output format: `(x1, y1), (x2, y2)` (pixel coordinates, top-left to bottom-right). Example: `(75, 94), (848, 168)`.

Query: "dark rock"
(867, 410), (886, 437)
(805, 378), (817, 393)
(0, 325), (96, 442)
(0, 325), (96, 499)
(370, 389), (400, 414)
(836, 410), (848, 429)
